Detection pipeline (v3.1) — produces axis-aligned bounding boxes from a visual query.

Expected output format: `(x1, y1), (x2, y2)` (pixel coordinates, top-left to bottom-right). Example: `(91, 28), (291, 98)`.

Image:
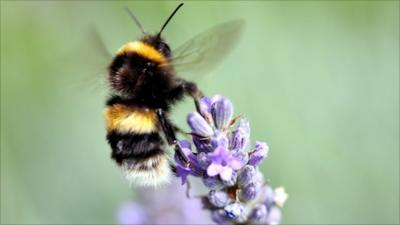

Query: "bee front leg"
(156, 109), (190, 166)
(178, 79), (204, 114)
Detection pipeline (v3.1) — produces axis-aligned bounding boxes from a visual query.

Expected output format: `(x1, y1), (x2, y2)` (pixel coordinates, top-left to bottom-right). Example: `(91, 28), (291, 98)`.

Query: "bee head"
(108, 4), (183, 95)
(124, 3), (183, 60)
(141, 35), (171, 59)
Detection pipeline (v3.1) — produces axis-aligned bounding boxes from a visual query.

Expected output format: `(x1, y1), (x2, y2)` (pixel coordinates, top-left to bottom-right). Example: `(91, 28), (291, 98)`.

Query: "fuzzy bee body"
(104, 33), (195, 186)
(102, 3), (243, 187)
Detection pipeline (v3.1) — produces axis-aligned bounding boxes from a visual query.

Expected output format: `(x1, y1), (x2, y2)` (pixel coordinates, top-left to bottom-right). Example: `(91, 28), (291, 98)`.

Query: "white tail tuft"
(121, 154), (171, 187)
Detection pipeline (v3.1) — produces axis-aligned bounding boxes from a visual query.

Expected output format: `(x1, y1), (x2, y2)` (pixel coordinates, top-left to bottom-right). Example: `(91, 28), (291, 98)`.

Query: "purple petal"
(230, 152), (248, 170)
(208, 146), (229, 164)
(175, 144), (203, 177)
(187, 112), (213, 137)
(211, 97), (234, 129)
(229, 159), (245, 170)
(175, 165), (191, 185)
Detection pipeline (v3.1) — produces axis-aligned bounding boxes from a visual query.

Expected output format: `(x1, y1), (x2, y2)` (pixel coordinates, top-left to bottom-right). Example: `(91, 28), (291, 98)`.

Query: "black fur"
(107, 131), (164, 165)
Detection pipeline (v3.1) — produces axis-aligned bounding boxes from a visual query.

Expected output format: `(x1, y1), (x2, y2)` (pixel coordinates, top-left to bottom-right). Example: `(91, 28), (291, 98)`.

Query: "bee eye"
(158, 42), (171, 58)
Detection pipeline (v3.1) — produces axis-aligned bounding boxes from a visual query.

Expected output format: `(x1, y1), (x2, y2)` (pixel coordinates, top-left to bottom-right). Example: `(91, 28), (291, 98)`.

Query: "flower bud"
(211, 209), (231, 224)
(224, 203), (245, 220)
(211, 97), (233, 129)
(249, 141), (269, 166)
(208, 190), (231, 208)
(240, 183), (257, 201)
(230, 118), (250, 152)
(237, 165), (256, 187)
(249, 204), (267, 223)
(187, 112), (213, 137)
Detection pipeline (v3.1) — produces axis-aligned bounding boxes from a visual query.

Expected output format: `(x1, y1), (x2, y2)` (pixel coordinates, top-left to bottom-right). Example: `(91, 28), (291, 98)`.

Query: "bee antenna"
(125, 8), (146, 34)
(158, 3), (184, 37)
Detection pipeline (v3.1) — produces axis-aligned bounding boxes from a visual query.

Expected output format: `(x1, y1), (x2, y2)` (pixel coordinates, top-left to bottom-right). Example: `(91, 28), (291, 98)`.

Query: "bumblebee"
(103, 3), (243, 186)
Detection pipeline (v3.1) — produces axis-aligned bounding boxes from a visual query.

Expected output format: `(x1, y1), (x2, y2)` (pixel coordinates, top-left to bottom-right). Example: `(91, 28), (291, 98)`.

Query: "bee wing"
(88, 26), (114, 62)
(69, 26), (112, 94)
(170, 19), (244, 80)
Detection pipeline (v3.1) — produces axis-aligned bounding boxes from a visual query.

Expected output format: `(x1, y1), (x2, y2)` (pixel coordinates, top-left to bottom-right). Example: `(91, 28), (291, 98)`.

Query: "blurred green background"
(1, 1), (399, 224)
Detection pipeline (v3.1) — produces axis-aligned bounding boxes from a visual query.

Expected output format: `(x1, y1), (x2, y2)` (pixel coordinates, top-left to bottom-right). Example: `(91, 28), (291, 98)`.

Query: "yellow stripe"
(104, 104), (157, 134)
(116, 41), (167, 64)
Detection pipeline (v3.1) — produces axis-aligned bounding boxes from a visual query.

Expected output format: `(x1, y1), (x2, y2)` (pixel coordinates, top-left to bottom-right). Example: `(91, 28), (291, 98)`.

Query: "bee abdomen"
(106, 131), (171, 187)
(103, 101), (171, 187)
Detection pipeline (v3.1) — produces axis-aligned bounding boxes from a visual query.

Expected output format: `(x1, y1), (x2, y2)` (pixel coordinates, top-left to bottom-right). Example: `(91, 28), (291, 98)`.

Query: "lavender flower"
(175, 95), (288, 225)
(207, 146), (245, 181)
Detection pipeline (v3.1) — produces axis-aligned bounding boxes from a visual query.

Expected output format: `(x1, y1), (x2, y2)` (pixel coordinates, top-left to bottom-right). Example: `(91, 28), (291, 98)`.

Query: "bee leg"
(169, 79), (204, 114)
(156, 109), (190, 166)
(181, 80), (204, 114)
